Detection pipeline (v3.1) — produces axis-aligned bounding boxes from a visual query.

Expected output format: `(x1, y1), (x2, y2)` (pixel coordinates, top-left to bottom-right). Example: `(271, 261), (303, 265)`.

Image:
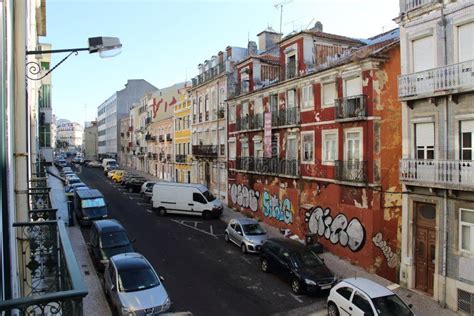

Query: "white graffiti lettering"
(262, 191), (293, 224)
(372, 233), (399, 269)
(230, 184), (260, 212)
(305, 206), (365, 252)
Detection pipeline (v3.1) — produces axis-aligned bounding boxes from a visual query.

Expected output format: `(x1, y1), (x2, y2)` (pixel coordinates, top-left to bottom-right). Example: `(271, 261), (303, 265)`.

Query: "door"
(415, 202), (436, 295)
(234, 224), (244, 244)
(192, 192), (207, 214)
(350, 291), (375, 316)
(205, 163), (210, 188)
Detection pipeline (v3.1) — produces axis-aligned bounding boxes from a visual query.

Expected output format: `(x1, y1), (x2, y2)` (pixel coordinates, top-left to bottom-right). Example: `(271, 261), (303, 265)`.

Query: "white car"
(327, 278), (414, 316)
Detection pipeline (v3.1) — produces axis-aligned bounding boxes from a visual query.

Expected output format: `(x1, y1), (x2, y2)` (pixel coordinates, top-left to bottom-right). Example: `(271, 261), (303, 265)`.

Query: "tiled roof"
(311, 31), (365, 45)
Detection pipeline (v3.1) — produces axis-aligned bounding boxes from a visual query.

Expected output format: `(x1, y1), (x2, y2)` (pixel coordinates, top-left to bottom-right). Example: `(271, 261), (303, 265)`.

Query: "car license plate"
(320, 284), (331, 290)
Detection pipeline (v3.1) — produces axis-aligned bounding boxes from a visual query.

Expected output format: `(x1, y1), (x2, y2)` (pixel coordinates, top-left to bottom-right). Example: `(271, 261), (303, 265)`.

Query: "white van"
(102, 158), (118, 170)
(151, 182), (223, 218)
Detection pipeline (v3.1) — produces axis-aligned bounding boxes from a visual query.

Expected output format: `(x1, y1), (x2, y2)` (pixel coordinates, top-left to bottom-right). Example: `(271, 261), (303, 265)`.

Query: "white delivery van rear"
(152, 182), (223, 218)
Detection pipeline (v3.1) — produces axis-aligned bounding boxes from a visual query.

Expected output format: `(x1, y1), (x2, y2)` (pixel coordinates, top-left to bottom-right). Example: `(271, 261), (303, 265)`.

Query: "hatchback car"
(65, 182), (88, 197)
(111, 170), (126, 183)
(225, 218), (268, 253)
(260, 238), (336, 294)
(107, 169), (122, 179)
(104, 252), (171, 315)
(327, 278), (414, 316)
(125, 177), (147, 193)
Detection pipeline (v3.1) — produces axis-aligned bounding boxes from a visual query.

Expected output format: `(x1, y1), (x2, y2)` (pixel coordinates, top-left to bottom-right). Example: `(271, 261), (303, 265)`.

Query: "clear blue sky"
(44, 0), (399, 125)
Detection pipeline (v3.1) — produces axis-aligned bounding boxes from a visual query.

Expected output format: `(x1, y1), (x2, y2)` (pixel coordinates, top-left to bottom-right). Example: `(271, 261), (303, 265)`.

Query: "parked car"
(151, 182), (223, 218)
(111, 170), (126, 183)
(86, 161), (102, 168)
(55, 159), (68, 168)
(120, 174), (139, 185)
(74, 189), (108, 225)
(65, 175), (81, 186)
(104, 165), (118, 176)
(140, 181), (156, 196)
(104, 252), (171, 315)
(60, 167), (73, 177)
(225, 218), (268, 253)
(125, 177), (147, 193)
(327, 277), (414, 316)
(107, 169), (121, 180)
(65, 182), (88, 197)
(89, 219), (134, 270)
(260, 238), (336, 294)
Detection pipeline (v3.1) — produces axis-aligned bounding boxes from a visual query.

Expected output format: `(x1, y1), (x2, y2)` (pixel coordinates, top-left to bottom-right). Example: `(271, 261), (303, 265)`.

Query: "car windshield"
(69, 178), (81, 185)
(202, 190), (216, 202)
(82, 198), (106, 208)
(292, 249), (324, 268)
(242, 223), (266, 235)
(372, 294), (413, 316)
(118, 267), (160, 292)
(100, 231), (130, 248)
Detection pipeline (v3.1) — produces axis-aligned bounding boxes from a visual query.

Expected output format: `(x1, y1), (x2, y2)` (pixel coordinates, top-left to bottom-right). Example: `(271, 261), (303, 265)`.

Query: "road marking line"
(209, 225), (213, 235)
(170, 219), (218, 239)
(290, 293), (304, 303)
(136, 202), (148, 206)
(128, 197), (142, 200)
(145, 209), (153, 213)
(194, 222), (198, 228)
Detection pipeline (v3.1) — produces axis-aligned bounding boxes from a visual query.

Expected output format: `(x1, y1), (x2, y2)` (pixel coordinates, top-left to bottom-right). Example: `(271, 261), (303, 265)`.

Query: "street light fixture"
(25, 36), (122, 80)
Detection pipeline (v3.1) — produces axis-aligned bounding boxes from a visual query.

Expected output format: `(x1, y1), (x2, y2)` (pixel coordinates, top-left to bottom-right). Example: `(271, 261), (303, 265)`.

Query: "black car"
(124, 177), (147, 193)
(120, 174), (138, 186)
(260, 238), (336, 294)
(89, 219), (134, 270)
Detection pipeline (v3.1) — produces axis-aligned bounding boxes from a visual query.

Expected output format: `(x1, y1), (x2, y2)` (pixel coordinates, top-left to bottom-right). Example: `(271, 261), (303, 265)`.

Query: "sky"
(44, 0), (399, 125)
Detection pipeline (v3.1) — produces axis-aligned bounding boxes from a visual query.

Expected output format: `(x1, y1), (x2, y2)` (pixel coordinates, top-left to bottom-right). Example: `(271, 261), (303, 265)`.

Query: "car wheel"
(291, 278), (302, 294)
(158, 207), (167, 216)
(328, 302), (339, 316)
(241, 243), (247, 254)
(202, 210), (212, 219)
(224, 233), (230, 243)
(140, 192), (144, 197)
(261, 259), (270, 273)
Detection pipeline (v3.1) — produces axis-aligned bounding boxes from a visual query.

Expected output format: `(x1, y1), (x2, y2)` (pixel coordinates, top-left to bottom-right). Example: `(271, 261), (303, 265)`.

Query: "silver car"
(104, 252), (171, 315)
(224, 218), (268, 253)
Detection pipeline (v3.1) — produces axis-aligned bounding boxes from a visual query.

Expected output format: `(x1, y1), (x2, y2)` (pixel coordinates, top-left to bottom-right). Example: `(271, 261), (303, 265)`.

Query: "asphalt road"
(75, 166), (326, 316)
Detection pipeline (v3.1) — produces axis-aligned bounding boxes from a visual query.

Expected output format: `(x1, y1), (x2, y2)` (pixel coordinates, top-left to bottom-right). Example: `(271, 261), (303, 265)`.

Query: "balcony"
(249, 113), (264, 130)
(158, 135), (165, 143)
(152, 153), (158, 160)
(335, 160), (368, 183)
(335, 95), (367, 121)
(192, 145), (218, 158)
(236, 157), (299, 177)
(192, 63), (226, 87)
(145, 133), (156, 142)
(159, 153), (165, 161)
(398, 60), (474, 100)
(217, 108), (225, 119)
(236, 116), (249, 131)
(271, 107), (299, 127)
(166, 133), (172, 142)
(403, 0), (439, 12)
(145, 117), (152, 125)
(128, 126), (133, 132)
(176, 154), (186, 163)
(0, 221), (87, 315)
(400, 159), (474, 190)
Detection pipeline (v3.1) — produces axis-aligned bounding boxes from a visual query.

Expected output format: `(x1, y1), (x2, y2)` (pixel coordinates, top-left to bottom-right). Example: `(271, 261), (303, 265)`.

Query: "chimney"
(218, 51), (224, 64)
(313, 21), (323, 32)
(248, 41), (257, 56)
(226, 46), (232, 60)
(257, 27), (282, 51)
(211, 55), (217, 67)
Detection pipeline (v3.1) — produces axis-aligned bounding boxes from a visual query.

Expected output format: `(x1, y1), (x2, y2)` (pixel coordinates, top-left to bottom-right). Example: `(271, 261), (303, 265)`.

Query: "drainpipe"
(217, 80), (220, 199)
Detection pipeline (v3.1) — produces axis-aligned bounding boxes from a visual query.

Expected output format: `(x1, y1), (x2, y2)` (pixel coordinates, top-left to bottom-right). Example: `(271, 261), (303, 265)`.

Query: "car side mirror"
(159, 276), (165, 282)
(237, 231), (242, 235)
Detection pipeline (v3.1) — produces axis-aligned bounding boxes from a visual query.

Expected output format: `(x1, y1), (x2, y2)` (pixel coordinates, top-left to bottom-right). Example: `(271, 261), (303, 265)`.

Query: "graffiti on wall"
(230, 184), (260, 212)
(372, 233), (398, 268)
(262, 191), (293, 224)
(152, 97), (177, 118)
(305, 206), (365, 252)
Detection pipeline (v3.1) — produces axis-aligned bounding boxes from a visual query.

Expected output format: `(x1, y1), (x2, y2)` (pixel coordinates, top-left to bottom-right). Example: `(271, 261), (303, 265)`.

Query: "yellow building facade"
(174, 91), (192, 183)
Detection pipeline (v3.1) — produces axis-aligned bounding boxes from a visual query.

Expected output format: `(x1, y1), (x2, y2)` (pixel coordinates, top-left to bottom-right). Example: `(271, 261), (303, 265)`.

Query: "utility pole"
(274, 0), (293, 34)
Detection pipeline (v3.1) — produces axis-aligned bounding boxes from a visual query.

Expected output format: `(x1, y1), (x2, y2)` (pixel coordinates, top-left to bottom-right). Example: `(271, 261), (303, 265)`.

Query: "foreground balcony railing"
(400, 159), (474, 189)
(0, 221), (87, 315)
(192, 145), (218, 158)
(335, 160), (368, 183)
(398, 60), (474, 99)
(274, 107), (299, 126)
(403, 0), (439, 12)
(236, 157), (299, 177)
(335, 95), (367, 121)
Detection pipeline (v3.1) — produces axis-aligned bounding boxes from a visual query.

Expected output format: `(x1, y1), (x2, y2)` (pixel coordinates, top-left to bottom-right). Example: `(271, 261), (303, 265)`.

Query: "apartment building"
(83, 121), (98, 160)
(129, 94), (152, 172)
(37, 43), (54, 164)
(190, 45), (248, 203)
(228, 23), (404, 281)
(97, 79), (157, 160)
(119, 117), (130, 166)
(395, 0), (474, 312)
(174, 88), (193, 183)
(56, 120), (83, 150)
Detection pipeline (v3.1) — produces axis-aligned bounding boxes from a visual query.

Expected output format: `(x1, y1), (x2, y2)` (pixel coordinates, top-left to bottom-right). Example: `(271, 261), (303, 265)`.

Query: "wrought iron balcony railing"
(277, 107), (299, 126)
(0, 221), (87, 315)
(145, 117), (152, 125)
(236, 157), (299, 177)
(335, 95), (367, 121)
(335, 160), (368, 183)
(400, 159), (474, 189)
(249, 113), (264, 130)
(398, 60), (474, 100)
(192, 145), (218, 158)
(236, 116), (249, 131)
(166, 134), (172, 142)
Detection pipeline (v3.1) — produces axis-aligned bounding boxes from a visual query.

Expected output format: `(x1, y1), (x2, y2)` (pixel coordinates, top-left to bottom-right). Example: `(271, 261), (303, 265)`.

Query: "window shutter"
(345, 77), (362, 97)
(458, 22), (474, 62)
(416, 123), (435, 147)
(413, 36), (434, 72)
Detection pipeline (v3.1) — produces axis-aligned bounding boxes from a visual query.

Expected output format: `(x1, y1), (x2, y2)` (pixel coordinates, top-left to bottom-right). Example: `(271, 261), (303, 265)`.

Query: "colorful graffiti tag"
(372, 233), (398, 268)
(230, 184), (260, 212)
(305, 206), (365, 252)
(262, 191), (293, 224)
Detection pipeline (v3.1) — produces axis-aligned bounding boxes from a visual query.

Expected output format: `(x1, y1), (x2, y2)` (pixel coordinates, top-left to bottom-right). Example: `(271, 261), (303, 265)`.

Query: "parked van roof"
(154, 182), (208, 192)
(76, 189), (104, 199)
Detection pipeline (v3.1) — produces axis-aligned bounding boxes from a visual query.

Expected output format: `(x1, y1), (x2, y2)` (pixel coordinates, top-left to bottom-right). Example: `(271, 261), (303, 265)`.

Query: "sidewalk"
(48, 166), (112, 316)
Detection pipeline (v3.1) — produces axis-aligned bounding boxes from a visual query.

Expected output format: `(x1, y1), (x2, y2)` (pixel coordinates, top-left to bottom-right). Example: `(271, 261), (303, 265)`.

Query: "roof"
(280, 29), (364, 46)
(343, 278), (394, 298)
(76, 189), (103, 199)
(111, 252), (150, 271)
(155, 182), (208, 192)
(94, 219), (125, 233)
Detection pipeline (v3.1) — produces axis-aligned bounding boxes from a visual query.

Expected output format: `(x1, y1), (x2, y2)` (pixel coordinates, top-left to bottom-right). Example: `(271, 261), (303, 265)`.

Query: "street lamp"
(26, 36), (122, 80)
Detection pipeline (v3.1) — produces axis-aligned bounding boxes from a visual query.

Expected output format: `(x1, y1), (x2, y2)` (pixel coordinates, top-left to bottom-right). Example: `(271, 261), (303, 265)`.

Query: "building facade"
(97, 79), (157, 160)
(396, 0), (474, 312)
(228, 24), (404, 282)
(83, 121), (98, 160)
(190, 46), (248, 203)
(129, 95), (150, 172)
(119, 117), (130, 166)
(174, 88), (192, 183)
(56, 120), (84, 151)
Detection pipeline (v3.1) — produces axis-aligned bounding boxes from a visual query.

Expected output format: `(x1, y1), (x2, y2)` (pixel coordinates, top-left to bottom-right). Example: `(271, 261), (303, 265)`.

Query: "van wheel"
(157, 207), (167, 216)
(224, 233), (230, 243)
(202, 210), (212, 219)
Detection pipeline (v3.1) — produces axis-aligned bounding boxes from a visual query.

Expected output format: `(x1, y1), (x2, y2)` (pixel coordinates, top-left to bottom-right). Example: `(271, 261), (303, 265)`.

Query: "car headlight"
(120, 306), (131, 315)
(305, 278), (317, 285)
(163, 297), (171, 310)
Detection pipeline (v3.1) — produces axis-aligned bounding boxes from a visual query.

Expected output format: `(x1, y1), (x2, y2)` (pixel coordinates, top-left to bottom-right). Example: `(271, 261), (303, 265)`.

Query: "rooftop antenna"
(305, 18), (315, 30)
(274, 0), (293, 34)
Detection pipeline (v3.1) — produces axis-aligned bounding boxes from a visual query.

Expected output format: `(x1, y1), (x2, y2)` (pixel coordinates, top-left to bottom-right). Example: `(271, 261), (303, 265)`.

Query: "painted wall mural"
(305, 206), (365, 252)
(262, 191), (294, 224)
(372, 232), (398, 268)
(230, 184), (260, 212)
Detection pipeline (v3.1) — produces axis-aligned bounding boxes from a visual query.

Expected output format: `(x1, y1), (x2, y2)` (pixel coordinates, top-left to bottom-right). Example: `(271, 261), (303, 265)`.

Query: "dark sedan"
(260, 238), (336, 295)
(124, 177), (147, 193)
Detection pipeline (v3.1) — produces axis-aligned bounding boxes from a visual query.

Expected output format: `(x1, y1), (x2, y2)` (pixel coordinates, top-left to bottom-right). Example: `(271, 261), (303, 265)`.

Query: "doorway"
(414, 202), (436, 295)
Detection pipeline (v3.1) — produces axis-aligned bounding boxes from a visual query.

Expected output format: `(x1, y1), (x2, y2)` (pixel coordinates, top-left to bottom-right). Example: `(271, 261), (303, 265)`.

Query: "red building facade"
(227, 27), (403, 281)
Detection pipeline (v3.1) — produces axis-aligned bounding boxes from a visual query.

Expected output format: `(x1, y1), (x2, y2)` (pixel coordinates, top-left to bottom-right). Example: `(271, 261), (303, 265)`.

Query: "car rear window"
(118, 267), (160, 292)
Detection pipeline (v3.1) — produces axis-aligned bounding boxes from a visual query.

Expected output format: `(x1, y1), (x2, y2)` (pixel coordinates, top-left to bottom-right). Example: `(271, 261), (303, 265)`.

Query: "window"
(301, 132), (314, 163)
(461, 120), (474, 160)
(301, 85), (314, 110)
(287, 135), (297, 160)
(241, 71), (250, 93)
(193, 193), (206, 204)
(229, 104), (236, 123)
(344, 76), (362, 97)
(254, 97), (263, 114)
(254, 139), (263, 158)
(352, 291), (374, 316)
(336, 287), (353, 300)
(270, 94), (278, 113)
(415, 122), (434, 159)
(241, 139), (249, 157)
(241, 102), (249, 118)
(322, 130), (338, 164)
(460, 208), (474, 253)
(412, 36), (434, 72)
(322, 82), (336, 108)
(458, 22), (474, 62)
(287, 89), (296, 108)
(345, 130), (362, 161)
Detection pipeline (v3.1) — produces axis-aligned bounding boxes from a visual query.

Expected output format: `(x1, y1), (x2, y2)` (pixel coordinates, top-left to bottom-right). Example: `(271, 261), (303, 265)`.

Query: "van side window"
(193, 193), (206, 204)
